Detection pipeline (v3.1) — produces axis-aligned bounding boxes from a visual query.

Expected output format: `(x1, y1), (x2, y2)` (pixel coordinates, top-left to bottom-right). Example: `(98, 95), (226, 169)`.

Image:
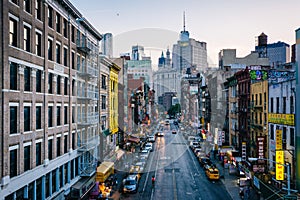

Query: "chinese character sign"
(276, 150), (284, 181)
(276, 130), (282, 150)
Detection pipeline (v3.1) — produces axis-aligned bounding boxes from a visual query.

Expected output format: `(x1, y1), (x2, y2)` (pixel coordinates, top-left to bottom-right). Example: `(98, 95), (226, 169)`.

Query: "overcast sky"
(70, 0), (300, 68)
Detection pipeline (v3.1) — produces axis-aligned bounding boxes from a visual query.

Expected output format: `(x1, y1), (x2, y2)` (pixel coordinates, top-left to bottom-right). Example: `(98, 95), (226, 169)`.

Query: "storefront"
(70, 175), (96, 200)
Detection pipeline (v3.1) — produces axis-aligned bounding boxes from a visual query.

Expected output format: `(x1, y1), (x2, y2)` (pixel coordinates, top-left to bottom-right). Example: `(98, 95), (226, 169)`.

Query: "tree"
(167, 104), (181, 117)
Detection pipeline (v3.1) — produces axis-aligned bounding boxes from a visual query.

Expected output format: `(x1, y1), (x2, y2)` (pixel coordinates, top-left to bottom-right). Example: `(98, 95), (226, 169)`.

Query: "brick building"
(0, 0), (102, 199)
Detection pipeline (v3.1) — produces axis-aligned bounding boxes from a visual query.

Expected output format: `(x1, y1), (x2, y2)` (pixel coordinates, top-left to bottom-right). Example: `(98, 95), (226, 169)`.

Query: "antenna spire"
(183, 11), (186, 31)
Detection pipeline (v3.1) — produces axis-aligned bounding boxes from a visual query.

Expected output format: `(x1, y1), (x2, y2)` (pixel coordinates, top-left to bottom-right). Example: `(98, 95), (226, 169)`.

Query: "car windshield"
(125, 180), (136, 185)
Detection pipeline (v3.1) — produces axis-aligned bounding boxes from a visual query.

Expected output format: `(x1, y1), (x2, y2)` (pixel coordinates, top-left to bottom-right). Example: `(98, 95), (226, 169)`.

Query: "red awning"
(128, 136), (140, 143)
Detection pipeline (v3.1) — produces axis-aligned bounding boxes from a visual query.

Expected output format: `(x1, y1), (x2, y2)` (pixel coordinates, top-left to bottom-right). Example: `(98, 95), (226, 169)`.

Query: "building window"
(11, 0), (19, 5)
(48, 73), (52, 94)
(35, 0), (41, 20)
(36, 106), (41, 129)
(9, 18), (18, 47)
(101, 75), (107, 89)
(10, 106), (18, 134)
(57, 106), (61, 126)
(10, 62), (18, 90)
(48, 39), (53, 60)
(290, 128), (295, 146)
(259, 93), (262, 105)
(64, 77), (68, 95)
(36, 70), (42, 92)
(71, 52), (75, 69)
(270, 124), (274, 140)
(64, 135), (68, 154)
(24, 26), (31, 52)
(48, 7), (53, 28)
(276, 97), (279, 113)
(290, 96), (294, 114)
(101, 95), (106, 110)
(35, 32), (42, 56)
(36, 142), (41, 166)
(72, 106), (75, 123)
(270, 97), (273, 113)
(48, 106), (53, 127)
(264, 92), (267, 110)
(71, 25), (75, 43)
(63, 47), (68, 66)
(77, 55), (81, 71)
(24, 66), (31, 91)
(56, 13), (61, 33)
(283, 97), (286, 114)
(57, 137), (61, 157)
(57, 75), (61, 95)
(56, 43), (61, 63)
(48, 139), (52, 160)
(283, 127), (287, 149)
(24, 106), (30, 132)
(63, 18), (68, 38)
(24, 0), (31, 13)
(64, 106), (68, 124)
(24, 145), (30, 171)
(10, 149), (18, 177)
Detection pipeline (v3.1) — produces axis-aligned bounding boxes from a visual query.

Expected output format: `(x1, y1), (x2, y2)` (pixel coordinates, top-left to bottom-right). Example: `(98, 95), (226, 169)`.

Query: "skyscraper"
(172, 13), (208, 73)
(101, 33), (113, 58)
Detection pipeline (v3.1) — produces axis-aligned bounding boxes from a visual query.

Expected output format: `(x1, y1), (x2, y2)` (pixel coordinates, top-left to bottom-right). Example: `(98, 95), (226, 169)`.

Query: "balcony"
(77, 63), (99, 79)
(76, 38), (92, 54)
(78, 135), (99, 152)
(77, 88), (99, 100)
(77, 112), (99, 126)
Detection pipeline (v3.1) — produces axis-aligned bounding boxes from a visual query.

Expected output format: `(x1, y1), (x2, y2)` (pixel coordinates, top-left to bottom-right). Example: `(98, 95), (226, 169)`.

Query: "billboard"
(276, 130), (282, 150)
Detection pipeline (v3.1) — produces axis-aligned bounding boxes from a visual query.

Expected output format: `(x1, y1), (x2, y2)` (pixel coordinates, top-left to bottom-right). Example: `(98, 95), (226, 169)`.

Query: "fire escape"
(76, 35), (99, 177)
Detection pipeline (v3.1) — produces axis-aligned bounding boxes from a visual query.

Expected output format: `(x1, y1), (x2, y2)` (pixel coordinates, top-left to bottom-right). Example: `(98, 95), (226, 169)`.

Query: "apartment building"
(0, 0), (102, 199)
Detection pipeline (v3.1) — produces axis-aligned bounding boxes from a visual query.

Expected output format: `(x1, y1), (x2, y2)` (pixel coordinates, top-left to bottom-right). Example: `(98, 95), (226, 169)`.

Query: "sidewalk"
(213, 157), (260, 200)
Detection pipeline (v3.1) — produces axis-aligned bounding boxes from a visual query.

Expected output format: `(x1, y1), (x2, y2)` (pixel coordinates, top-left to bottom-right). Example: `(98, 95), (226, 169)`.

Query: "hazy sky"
(70, 0), (300, 68)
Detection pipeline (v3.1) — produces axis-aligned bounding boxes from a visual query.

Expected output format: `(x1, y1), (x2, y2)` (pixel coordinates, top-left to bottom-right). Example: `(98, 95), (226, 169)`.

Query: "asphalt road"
(120, 123), (233, 200)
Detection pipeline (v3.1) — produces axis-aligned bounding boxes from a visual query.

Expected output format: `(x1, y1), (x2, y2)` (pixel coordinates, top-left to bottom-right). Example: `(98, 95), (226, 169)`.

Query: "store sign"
(276, 130), (282, 150)
(268, 113), (295, 126)
(250, 70), (268, 80)
(275, 150), (284, 180)
(189, 85), (198, 95)
(257, 137), (265, 159)
(242, 142), (246, 161)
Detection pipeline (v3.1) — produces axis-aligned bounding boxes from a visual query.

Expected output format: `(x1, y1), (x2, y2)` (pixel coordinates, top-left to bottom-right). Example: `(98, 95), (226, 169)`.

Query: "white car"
(148, 136), (155, 142)
(123, 175), (138, 193)
(145, 143), (153, 152)
(140, 149), (150, 158)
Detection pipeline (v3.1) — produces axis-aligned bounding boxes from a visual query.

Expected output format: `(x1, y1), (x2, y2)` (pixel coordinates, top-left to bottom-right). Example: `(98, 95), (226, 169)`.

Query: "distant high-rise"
(132, 45), (145, 60)
(255, 32), (290, 67)
(102, 33), (113, 57)
(172, 12), (208, 73)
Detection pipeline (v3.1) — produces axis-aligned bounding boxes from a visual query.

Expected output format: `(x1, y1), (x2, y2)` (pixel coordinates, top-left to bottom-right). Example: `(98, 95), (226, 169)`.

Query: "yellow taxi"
(205, 167), (220, 180)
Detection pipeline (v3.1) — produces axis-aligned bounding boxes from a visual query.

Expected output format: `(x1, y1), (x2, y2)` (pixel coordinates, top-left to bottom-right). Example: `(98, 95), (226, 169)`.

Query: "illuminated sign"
(275, 150), (284, 180)
(268, 113), (295, 126)
(276, 130), (282, 150)
(257, 136), (265, 159)
(250, 70), (268, 80)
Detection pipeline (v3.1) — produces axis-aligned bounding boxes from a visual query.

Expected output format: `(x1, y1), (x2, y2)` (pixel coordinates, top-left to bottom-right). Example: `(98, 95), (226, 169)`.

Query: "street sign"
(276, 130), (282, 150)
(276, 150), (284, 180)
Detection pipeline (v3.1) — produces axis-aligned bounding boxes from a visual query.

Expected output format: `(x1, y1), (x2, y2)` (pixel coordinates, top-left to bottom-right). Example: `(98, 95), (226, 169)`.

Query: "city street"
(120, 123), (232, 200)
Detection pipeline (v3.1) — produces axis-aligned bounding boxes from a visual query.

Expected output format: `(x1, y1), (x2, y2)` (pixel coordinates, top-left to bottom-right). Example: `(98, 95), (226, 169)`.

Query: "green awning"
(103, 129), (110, 137)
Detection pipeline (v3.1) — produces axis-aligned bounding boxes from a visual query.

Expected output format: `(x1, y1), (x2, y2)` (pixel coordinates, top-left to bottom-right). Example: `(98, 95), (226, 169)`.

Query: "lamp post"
(248, 158), (297, 195)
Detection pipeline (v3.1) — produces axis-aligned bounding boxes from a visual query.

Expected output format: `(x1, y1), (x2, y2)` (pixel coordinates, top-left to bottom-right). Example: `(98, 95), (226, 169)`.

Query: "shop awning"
(103, 129), (110, 137)
(128, 136), (140, 143)
(116, 149), (125, 160)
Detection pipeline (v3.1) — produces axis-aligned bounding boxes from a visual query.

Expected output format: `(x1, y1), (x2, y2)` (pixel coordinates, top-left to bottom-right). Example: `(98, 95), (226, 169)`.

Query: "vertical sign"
(276, 150), (284, 180)
(276, 130), (282, 150)
(242, 142), (246, 161)
(257, 137), (265, 159)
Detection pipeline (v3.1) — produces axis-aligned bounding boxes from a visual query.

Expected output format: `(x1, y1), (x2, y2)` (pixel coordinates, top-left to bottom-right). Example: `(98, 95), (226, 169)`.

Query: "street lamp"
(248, 158), (297, 195)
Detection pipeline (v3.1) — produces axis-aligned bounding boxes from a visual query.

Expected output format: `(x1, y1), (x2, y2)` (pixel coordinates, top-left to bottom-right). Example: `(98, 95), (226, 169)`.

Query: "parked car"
(145, 143), (153, 152)
(123, 175), (139, 193)
(140, 149), (150, 159)
(148, 136), (155, 142)
(199, 157), (212, 167)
